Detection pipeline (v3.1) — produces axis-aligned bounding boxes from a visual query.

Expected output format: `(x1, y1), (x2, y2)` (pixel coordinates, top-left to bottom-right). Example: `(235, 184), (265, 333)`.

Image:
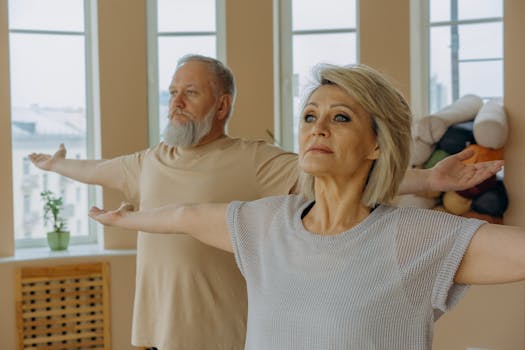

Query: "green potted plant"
(41, 190), (70, 251)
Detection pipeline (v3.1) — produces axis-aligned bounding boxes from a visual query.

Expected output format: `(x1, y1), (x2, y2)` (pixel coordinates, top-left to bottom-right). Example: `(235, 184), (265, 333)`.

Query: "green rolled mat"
(423, 149), (450, 169)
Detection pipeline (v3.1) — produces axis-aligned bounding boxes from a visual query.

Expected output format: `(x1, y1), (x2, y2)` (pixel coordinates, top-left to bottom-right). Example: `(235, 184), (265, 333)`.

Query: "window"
(278, 0), (358, 151)
(9, 0), (98, 247)
(147, 0), (226, 145)
(422, 0), (503, 113)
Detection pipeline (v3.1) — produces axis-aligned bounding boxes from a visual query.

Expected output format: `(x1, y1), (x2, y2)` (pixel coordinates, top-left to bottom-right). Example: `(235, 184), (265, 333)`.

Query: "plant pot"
(47, 231), (70, 251)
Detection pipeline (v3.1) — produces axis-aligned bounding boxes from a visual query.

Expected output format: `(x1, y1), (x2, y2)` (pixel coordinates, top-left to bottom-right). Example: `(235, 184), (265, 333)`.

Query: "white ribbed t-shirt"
(227, 195), (485, 350)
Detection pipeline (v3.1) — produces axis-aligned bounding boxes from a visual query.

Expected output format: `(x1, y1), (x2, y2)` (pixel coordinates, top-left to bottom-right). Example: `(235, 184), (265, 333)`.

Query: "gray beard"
(162, 107), (216, 148)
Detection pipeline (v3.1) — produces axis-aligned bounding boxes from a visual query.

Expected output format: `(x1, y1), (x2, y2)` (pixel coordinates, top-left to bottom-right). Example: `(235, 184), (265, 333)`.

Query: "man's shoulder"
(225, 137), (296, 158)
(226, 137), (279, 149)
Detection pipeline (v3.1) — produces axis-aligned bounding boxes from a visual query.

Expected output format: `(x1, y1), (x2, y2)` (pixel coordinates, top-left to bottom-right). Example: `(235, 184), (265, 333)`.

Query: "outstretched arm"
(455, 224), (525, 284)
(89, 202), (232, 252)
(398, 148), (503, 195)
(29, 144), (127, 192)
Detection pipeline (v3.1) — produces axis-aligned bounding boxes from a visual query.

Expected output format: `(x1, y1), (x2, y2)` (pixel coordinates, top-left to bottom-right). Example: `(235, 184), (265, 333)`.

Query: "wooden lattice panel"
(15, 263), (111, 350)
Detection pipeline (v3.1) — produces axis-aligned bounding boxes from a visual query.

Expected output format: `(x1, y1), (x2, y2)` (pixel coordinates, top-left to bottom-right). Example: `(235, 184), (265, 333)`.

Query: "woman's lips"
(307, 145), (333, 153)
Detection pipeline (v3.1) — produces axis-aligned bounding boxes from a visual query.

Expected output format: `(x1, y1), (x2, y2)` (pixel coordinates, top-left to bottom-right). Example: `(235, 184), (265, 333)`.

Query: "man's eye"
(186, 90), (196, 96)
(334, 114), (350, 122)
(303, 114), (316, 123)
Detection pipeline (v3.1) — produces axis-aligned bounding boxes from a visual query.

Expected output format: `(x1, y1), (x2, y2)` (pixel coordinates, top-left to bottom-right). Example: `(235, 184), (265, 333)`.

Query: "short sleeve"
(226, 196), (284, 280)
(227, 201), (247, 276)
(111, 150), (145, 205)
(253, 142), (298, 197)
(431, 218), (486, 313)
(394, 208), (486, 314)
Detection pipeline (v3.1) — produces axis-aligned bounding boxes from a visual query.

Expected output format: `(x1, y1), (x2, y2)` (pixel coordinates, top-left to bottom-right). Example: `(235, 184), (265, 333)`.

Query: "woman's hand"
(89, 202), (233, 252)
(399, 149), (504, 195)
(89, 202), (135, 226)
(427, 148), (503, 193)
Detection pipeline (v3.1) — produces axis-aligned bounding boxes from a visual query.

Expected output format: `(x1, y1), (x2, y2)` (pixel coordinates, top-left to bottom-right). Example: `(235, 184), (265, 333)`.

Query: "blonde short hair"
(298, 64), (412, 206)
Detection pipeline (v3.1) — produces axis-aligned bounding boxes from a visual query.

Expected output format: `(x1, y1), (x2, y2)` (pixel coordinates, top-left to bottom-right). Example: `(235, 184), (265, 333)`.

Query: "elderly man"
(29, 54), (501, 350)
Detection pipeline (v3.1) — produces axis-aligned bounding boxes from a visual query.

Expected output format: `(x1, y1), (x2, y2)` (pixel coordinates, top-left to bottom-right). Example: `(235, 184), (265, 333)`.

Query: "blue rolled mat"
(438, 121), (476, 155)
(471, 181), (508, 217)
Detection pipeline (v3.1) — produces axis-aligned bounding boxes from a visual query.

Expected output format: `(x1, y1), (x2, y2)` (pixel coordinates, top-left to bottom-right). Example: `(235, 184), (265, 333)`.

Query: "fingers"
(28, 153), (50, 163)
(88, 203), (135, 226)
(491, 160), (504, 173)
(474, 160), (504, 175)
(118, 201), (134, 211)
(453, 148), (475, 161)
(88, 206), (106, 218)
(55, 143), (67, 157)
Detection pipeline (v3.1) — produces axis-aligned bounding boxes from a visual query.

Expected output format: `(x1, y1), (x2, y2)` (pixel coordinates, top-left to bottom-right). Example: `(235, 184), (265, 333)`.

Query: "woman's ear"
(217, 95), (232, 121)
(367, 144), (380, 160)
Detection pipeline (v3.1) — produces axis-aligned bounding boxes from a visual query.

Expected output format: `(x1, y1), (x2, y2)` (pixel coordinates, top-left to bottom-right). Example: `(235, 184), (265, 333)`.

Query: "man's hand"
(427, 148), (504, 193)
(28, 143), (67, 171)
(89, 202), (135, 227)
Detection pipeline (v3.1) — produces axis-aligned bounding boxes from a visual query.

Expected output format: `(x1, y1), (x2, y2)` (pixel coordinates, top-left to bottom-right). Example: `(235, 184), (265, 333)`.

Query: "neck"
(194, 129), (226, 147)
(303, 167), (373, 235)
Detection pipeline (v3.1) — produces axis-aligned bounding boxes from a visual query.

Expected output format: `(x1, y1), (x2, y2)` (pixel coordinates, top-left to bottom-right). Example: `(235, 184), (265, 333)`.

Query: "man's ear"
(216, 94), (232, 121)
(367, 144), (380, 160)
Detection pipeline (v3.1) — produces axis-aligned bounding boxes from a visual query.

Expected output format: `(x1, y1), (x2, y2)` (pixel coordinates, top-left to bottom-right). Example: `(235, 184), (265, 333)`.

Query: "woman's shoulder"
(380, 205), (485, 233)
(228, 195), (308, 236)
(239, 194), (308, 211)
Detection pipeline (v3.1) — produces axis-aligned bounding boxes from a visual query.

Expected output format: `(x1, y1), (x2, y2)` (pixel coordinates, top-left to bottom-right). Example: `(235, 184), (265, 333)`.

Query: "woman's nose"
(311, 118), (330, 137)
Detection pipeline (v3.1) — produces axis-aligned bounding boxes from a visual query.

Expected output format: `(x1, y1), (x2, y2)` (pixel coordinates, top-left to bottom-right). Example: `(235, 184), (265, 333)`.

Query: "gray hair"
(176, 54), (236, 118)
(298, 63), (413, 207)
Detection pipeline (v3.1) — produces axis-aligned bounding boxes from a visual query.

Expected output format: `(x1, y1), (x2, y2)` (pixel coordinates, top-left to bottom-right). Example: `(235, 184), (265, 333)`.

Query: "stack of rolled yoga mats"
(394, 94), (508, 224)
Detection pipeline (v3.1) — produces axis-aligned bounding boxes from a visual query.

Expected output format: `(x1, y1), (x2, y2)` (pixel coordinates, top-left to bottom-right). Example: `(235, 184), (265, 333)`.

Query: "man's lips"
(306, 145), (333, 153)
(171, 114), (191, 123)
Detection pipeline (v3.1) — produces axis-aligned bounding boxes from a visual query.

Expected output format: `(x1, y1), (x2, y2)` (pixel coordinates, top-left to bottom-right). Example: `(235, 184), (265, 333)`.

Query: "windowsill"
(0, 244), (136, 264)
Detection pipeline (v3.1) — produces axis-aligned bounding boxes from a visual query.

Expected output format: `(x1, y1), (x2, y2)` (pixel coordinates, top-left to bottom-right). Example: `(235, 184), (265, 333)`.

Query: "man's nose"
(171, 93), (184, 108)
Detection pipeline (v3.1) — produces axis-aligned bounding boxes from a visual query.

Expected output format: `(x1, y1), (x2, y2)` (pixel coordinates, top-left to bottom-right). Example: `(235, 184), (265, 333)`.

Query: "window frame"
(9, 0), (100, 249)
(146, 0), (226, 147)
(410, 0), (503, 117)
(276, 0), (359, 151)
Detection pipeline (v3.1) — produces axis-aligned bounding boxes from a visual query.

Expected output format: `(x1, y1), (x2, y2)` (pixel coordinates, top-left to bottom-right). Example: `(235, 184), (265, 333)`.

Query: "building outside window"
(429, 0), (503, 112)
(8, 0), (97, 247)
(147, 0), (225, 145)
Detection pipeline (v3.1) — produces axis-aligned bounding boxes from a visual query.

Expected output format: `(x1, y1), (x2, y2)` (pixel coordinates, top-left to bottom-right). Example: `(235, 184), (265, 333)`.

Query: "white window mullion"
(216, 0), (226, 63)
(410, 0), (430, 118)
(146, 0), (159, 147)
(277, 0), (293, 151)
(84, 0), (100, 245)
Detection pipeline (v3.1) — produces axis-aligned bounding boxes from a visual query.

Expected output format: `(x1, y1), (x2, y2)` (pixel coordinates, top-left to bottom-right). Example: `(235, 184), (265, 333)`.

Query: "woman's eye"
(334, 114), (350, 122)
(303, 114), (316, 123)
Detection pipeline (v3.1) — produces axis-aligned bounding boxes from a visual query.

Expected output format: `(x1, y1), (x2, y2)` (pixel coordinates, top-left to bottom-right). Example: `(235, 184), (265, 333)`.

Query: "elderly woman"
(90, 64), (524, 349)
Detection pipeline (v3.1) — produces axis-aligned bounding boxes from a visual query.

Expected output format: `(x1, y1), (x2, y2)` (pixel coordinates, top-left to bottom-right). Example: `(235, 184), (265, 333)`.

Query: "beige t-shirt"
(114, 136), (298, 349)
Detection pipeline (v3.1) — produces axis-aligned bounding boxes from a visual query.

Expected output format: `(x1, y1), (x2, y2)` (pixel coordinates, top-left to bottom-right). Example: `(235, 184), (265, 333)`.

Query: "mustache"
(169, 108), (194, 120)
